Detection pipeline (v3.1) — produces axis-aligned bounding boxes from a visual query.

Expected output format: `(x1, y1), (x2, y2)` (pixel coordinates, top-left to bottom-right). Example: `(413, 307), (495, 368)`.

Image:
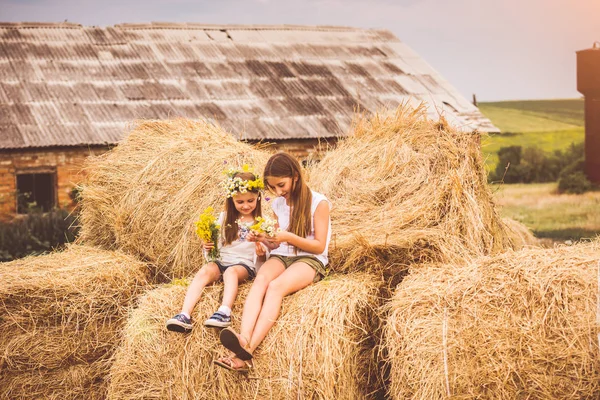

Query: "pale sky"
(1, 0), (598, 101)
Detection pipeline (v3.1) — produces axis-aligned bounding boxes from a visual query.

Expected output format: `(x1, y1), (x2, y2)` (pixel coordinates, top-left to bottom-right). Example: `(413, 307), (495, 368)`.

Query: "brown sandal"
(213, 357), (252, 373)
(219, 328), (253, 360)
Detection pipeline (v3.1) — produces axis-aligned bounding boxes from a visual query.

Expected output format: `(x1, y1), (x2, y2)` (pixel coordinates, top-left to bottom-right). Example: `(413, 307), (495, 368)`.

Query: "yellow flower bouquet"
(250, 216), (278, 237)
(195, 207), (220, 261)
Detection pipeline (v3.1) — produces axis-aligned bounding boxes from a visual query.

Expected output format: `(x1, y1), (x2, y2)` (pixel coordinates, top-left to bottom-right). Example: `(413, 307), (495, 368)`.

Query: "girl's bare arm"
(274, 200), (329, 254)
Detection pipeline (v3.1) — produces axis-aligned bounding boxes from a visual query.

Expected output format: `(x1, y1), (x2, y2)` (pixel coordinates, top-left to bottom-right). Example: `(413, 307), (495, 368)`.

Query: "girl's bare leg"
(220, 265), (249, 309)
(247, 262), (315, 352)
(181, 262), (221, 316)
(238, 259), (285, 346)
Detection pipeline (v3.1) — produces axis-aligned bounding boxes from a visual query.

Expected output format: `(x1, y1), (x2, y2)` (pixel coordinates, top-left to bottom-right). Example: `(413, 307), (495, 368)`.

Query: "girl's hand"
(255, 242), (266, 257)
(202, 242), (215, 251)
(247, 232), (260, 242)
(271, 230), (291, 244)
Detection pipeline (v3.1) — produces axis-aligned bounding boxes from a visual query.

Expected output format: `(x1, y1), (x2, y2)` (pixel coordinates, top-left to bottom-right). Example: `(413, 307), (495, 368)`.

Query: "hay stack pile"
(108, 273), (383, 399)
(308, 106), (522, 276)
(0, 245), (150, 399)
(502, 217), (539, 248)
(383, 240), (600, 399)
(78, 119), (271, 280)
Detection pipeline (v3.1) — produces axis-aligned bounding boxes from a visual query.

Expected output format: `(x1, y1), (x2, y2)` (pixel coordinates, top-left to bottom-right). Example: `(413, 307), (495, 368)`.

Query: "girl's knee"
(253, 273), (271, 289)
(266, 279), (285, 297)
(222, 267), (238, 280)
(194, 264), (218, 282)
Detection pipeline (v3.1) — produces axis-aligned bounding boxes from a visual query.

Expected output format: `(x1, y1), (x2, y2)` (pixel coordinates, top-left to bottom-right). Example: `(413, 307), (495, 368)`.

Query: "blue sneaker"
(204, 311), (231, 328)
(166, 313), (193, 333)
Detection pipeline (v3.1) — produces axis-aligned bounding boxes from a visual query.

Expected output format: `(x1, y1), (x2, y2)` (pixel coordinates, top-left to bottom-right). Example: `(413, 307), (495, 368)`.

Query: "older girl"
(215, 153), (331, 371)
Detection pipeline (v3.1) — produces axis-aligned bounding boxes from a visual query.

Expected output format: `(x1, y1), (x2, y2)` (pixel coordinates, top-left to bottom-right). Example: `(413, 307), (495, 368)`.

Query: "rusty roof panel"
(32, 103), (63, 125)
(2, 82), (28, 102)
(11, 103), (37, 125)
(0, 84), (8, 103)
(0, 23), (497, 149)
(89, 83), (125, 101)
(195, 102), (227, 120)
(22, 81), (52, 101)
(1, 125), (25, 147)
(0, 42), (27, 59)
(214, 43), (245, 59)
(8, 60), (37, 80)
(165, 61), (211, 78)
(127, 43), (157, 59)
(0, 61), (11, 80)
(226, 30), (265, 43)
(0, 104), (12, 124)
(57, 102), (90, 124)
(190, 43), (225, 60)
(248, 79), (285, 98)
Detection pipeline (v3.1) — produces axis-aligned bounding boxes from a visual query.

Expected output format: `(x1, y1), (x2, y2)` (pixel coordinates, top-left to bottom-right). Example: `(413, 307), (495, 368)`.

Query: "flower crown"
(223, 164), (264, 198)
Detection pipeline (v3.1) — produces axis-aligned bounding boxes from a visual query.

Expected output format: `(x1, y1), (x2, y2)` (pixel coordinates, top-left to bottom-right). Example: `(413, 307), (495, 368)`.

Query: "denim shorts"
(214, 261), (256, 280)
(269, 255), (327, 283)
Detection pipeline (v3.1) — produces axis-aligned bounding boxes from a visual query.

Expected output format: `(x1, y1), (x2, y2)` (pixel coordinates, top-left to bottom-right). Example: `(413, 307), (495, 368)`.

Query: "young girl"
(166, 168), (266, 333)
(214, 152), (331, 371)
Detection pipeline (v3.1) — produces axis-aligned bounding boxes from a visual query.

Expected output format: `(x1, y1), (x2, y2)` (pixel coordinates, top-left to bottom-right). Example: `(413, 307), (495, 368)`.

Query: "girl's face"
(266, 176), (296, 200)
(232, 192), (259, 216)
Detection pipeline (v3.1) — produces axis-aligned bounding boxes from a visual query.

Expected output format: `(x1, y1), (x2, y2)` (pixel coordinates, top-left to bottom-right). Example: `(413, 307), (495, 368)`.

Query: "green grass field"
(492, 183), (600, 241)
(478, 99), (585, 169)
(480, 100), (598, 242)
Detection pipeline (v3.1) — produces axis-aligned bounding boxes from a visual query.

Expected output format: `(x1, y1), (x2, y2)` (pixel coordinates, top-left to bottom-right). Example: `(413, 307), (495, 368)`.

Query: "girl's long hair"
(222, 172), (262, 245)
(264, 153), (312, 238)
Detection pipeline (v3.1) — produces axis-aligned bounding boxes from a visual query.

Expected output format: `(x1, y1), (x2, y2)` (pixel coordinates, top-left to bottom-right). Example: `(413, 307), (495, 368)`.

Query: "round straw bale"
(0, 245), (150, 399)
(383, 240), (600, 399)
(78, 119), (271, 280)
(501, 217), (539, 248)
(1, 357), (111, 400)
(307, 105), (518, 275)
(108, 273), (384, 399)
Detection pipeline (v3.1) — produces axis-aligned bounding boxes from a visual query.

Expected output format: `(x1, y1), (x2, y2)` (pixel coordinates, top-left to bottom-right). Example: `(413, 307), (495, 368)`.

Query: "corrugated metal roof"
(0, 22), (498, 150)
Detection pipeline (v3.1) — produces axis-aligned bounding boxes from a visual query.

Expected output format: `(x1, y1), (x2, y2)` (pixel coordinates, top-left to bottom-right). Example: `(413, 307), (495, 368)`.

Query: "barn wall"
(0, 146), (108, 219)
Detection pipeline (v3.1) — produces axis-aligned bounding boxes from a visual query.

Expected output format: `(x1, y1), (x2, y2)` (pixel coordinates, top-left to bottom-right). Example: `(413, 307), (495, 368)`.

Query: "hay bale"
(383, 240), (600, 399)
(1, 359), (111, 400)
(78, 119), (271, 279)
(108, 273), (383, 399)
(0, 245), (150, 400)
(502, 217), (539, 248)
(307, 105), (518, 275)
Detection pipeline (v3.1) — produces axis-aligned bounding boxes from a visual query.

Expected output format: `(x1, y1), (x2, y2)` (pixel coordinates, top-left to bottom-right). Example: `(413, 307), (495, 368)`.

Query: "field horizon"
(478, 98), (584, 169)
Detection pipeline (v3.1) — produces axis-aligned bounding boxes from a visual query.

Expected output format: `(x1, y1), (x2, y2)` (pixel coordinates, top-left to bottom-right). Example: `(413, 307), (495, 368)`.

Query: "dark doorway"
(16, 173), (56, 213)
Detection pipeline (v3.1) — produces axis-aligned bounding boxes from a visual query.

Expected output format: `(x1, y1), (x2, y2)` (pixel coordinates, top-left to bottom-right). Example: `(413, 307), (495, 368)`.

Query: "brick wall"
(0, 146), (108, 219)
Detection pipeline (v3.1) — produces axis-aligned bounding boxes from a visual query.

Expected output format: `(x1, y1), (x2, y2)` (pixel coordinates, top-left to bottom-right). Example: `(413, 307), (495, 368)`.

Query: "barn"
(0, 21), (497, 218)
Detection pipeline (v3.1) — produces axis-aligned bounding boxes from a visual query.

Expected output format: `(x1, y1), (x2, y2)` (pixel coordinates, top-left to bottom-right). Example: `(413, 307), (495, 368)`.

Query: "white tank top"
(203, 212), (258, 270)
(269, 191), (331, 266)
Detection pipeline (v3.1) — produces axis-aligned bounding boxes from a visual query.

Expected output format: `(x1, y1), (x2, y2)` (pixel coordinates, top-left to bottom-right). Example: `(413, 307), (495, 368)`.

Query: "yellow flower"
(250, 216), (278, 237)
(194, 207), (221, 261)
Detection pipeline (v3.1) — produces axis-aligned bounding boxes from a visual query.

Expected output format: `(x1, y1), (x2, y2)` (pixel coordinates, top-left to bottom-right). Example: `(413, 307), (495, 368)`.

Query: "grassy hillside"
(478, 99), (585, 169)
(492, 183), (600, 241)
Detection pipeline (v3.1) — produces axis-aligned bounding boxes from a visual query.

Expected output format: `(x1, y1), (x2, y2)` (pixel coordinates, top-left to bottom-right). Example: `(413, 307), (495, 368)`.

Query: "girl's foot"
(166, 313), (192, 333)
(204, 310), (232, 328)
(214, 355), (251, 372)
(219, 328), (253, 360)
